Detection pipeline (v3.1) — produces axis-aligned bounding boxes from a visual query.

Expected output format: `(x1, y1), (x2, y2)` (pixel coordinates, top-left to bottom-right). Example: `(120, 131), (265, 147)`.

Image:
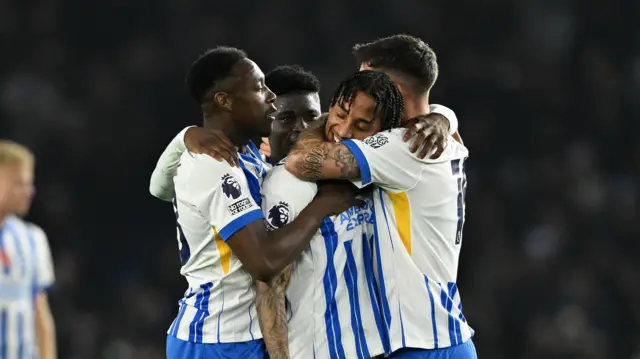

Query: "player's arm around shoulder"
(28, 224), (57, 359)
(343, 129), (425, 191)
(284, 124), (362, 182)
(190, 153), (322, 282)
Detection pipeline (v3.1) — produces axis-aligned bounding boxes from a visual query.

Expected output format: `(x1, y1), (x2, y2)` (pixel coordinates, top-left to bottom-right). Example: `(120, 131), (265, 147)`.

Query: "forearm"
(261, 200), (326, 277)
(149, 127), (191, 201)
(256, 267), (292, 359)
(285, 126), (360, 181)
(36, 300), (57, 359)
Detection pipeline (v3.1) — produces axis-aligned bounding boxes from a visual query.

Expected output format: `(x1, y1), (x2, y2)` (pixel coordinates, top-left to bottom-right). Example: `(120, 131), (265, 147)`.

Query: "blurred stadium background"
(1, 0), (638, 358)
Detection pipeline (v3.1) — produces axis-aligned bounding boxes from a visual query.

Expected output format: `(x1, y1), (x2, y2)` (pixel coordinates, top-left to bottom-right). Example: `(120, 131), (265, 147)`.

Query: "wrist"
(305, 198), (332, 221)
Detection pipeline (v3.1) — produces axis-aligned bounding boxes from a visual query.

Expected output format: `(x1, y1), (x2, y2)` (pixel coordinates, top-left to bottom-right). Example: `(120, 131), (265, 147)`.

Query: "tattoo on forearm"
(288, 124), (361, 180)
(298, 147), (327, 180)
(256, 266), (293, 359)
(329, 146), (360, 179)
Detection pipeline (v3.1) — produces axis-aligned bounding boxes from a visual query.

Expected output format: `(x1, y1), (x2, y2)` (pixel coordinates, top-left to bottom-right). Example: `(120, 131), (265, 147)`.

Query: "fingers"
(207, 148), (240, 167)
(212, 133), (235, 149)
(259, 139), (271, 157)
(403, 119), (422, 142)
(416, 134), (438, 159)
(429, 138), (446, 159)
(409, 129), (430, 153)
(202, 133), (239, 166)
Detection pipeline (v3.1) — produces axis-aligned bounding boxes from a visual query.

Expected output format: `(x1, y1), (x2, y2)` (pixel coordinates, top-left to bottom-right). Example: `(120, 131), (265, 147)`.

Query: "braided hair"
(330, 70), (404, 131)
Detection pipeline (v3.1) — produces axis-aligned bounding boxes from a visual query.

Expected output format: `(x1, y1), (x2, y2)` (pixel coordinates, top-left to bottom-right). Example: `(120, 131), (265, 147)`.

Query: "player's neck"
(403, 97), (431, 121)
(203, 115), (249, 149)
(0, 211), (7, 228)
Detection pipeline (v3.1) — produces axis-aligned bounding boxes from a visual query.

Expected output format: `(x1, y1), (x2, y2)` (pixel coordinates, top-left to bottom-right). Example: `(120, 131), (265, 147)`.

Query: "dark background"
(1, 0), (639, 358)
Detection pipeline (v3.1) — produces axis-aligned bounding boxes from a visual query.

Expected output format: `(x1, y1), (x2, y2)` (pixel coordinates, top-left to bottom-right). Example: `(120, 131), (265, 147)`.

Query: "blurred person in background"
(153, 47), (360, 359)
(284, 35), (476, 358)
(0, 140), (57, 359)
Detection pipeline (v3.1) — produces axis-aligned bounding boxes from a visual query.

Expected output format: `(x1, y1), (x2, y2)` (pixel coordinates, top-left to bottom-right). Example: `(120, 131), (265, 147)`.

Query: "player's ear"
(213, 92), (233, 112)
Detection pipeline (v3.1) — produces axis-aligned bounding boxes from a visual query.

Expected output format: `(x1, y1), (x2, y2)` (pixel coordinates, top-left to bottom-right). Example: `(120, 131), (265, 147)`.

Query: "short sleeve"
(28, 224), (55, 291)
(261, 165), (317, 231)
(429, 104), (458, 135)
(149, 126), (192, 201)
(179, 155), (263, 242)
(341, 129), (422, 192)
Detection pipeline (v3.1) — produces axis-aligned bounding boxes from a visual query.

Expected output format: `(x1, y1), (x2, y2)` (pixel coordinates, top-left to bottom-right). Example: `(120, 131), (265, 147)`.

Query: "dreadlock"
(330, 70), (404, 131)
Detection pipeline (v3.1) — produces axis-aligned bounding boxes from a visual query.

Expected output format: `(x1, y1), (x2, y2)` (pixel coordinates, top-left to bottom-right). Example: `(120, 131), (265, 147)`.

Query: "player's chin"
(258, 123), (272, 137)
(14, 205), (30, 216)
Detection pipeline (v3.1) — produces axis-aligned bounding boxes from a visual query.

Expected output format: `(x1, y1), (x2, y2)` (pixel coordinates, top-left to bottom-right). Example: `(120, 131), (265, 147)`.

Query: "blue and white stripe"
(0, 216), (54, 359)
(168, 145), (268, 344)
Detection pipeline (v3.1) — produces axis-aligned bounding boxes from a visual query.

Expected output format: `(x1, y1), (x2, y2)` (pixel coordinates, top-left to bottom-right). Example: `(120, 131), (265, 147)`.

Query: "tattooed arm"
(284, 125), (361, 181)
(256, 264), (294, 359)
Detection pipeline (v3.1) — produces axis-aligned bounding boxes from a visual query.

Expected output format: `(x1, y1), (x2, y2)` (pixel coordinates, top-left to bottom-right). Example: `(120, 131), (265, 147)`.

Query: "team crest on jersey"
(221, 173), (241, 199)
(267, 201), (290, 229)
(364, 133), (388, 148)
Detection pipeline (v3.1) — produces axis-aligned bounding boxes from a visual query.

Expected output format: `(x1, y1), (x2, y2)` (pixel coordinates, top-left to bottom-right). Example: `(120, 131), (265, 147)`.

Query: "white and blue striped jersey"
(261, 162), (386, 359)
(0, 216), (55, 359)
(167, 141), (271, 344)
(342, 129), (473, 353)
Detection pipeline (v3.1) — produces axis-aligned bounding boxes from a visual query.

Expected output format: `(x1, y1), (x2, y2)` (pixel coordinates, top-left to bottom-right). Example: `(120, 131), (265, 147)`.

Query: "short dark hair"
(185, 46), (247, 103)
(330, 70), (404, 131)
(265, 65), (321, 96)
(353, 34), (438, 94)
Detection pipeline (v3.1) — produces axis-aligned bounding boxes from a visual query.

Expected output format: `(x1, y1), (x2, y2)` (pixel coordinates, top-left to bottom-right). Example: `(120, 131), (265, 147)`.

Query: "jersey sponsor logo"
(364, 133), (388, 148)
(339, 199), (374, 231)
(227, 198), (252, 215)
(267, 201), (290, 229)
(221, 173), (242, 199)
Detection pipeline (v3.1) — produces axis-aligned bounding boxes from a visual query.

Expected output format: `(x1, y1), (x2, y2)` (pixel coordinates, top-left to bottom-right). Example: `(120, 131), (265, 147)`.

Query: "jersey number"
(451, 159), (467, 245)
(172, 199), (191, 265)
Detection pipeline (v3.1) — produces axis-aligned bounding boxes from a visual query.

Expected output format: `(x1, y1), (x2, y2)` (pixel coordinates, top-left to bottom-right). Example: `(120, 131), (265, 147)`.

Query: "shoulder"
(25, 222), (46, 236)
(178, 152), (236, 175)
(22, 221), (49, 246)
(177, 153), (246, 191)
(6, 216), (44, 238)
(263, 163), (317, 198)
(422, 137), (470, 164)
(262, 165), (317, 229)
(356, 129), (405, 150)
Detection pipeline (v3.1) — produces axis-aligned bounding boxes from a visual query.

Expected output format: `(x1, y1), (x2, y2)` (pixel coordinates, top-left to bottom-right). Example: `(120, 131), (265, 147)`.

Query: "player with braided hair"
(285, 70), (406, 180)
(286, 35), (477, 359)
(259, 69), (406, 359)
(329, 70), (405, 132)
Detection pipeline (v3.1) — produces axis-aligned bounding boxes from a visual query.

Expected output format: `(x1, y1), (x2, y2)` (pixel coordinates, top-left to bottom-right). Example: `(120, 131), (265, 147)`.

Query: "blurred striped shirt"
(0, 216), (55, 359)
